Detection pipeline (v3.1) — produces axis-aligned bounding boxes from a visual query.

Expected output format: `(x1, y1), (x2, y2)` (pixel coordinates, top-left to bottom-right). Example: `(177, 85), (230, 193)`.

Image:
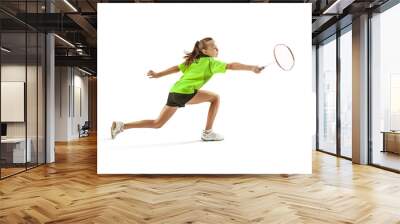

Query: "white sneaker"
(111, 121), (124, 139)
(201, 129), (224, 141)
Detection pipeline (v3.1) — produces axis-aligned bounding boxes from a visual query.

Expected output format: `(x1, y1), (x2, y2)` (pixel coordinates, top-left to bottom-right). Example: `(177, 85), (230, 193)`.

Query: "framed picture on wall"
(1, 81), (25, 122)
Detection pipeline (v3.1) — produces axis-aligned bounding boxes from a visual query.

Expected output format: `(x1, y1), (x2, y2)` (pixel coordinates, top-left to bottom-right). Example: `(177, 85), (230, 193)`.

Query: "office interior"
(0, 0), (400, 223)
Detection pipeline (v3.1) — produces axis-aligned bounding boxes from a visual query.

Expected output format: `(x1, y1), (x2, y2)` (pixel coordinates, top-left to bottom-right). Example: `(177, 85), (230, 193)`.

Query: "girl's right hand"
(252, 66), (262, 74)
(147, 70), (160, 78)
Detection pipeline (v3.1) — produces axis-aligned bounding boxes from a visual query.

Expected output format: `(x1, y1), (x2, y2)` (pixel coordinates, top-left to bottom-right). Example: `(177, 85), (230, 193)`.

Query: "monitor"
(1, 123), (7, 137)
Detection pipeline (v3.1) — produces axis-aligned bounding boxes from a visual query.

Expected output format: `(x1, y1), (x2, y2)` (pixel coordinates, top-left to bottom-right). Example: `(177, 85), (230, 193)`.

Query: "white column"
(46, 0), (55, 163)
(352, 14), (369, 164)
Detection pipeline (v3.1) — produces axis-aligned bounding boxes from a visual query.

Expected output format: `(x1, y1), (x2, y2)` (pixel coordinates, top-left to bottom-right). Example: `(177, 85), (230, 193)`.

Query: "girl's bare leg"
(186, 90), (220, 130)
(123, 105), (177, 129)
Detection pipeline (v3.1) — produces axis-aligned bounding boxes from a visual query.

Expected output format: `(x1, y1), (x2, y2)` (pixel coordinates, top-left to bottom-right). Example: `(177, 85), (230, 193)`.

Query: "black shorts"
(166, 90), (198, 107)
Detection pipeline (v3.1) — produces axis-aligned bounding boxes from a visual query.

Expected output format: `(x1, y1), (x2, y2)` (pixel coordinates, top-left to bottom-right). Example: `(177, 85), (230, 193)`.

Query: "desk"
(1, 138), (32, 163)
(381, 131), (400, 154)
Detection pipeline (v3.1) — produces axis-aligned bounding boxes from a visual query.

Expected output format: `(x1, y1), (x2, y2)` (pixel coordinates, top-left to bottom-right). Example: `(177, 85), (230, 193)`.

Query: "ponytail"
(183, 37), (213, 68)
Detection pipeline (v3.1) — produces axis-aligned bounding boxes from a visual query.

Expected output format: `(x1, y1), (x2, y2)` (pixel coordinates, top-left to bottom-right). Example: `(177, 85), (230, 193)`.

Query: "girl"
(111, 37), (262, 141)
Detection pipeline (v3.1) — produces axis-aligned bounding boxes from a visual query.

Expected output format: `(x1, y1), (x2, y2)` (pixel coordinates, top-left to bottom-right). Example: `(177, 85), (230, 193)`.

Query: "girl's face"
(201, 40), (219, 57)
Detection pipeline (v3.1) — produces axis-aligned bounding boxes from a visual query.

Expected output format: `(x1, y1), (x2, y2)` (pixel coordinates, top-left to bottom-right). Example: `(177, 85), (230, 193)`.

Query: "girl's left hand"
(147, 70), (160, 78)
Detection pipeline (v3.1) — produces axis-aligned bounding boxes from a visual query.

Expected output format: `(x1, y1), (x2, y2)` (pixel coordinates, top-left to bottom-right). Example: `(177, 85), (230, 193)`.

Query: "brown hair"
(183, 37), (213, 68)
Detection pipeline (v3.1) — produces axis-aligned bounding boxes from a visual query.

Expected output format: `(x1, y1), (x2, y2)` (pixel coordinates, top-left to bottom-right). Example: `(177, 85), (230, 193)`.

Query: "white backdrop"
(97, 3), (312, 174)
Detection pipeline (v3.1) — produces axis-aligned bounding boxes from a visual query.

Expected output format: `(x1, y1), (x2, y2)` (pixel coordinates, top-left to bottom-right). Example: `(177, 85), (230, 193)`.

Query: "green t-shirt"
(170, 57), (227, 94)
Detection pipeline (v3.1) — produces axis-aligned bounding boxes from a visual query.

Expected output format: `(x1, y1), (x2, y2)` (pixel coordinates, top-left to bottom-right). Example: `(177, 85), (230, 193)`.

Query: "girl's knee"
(153, 120), (164, 129)
(211, 94), (220, 102)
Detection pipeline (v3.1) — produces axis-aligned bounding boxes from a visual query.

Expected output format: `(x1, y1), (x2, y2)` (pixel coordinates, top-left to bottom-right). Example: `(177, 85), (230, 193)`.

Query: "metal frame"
(367, 10), (373, 166)
(316, 44), (319, 151)
(44, 0), (47, 165)
(25, 2), (28, 172)
(0, 18), (2, 179)
(373, 0), (400, 13)
(336, 26), (341, 157)
(36, 1), (39, 168)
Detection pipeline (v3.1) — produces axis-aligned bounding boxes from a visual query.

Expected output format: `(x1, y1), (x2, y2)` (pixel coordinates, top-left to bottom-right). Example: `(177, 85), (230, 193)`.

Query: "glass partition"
(317, 35), (337, 155)
(371, 4), (400, 171)
(339, 27), (352, 158)
(1, 31), (28, 177)
(0, 1), (46, 179)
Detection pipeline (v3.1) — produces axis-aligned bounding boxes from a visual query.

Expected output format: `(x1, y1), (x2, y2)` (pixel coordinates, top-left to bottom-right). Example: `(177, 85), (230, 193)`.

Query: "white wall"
(1, 65), (40, 138)
(55, 66), (89, 141)
(72, 71), (89, 138)
(55, 66), (69, 141)
(1, 65), (26, 134)
(1, 64), (46, 163)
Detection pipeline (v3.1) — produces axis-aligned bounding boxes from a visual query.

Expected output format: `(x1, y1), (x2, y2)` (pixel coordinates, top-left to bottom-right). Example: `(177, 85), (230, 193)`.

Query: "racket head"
(273, 44), (295, 71)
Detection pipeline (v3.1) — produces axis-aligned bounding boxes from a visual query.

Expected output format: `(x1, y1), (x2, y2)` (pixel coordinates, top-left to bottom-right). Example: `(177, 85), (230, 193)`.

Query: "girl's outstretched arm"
(147, 65), (180, 78)
(227, 63), (262, 74)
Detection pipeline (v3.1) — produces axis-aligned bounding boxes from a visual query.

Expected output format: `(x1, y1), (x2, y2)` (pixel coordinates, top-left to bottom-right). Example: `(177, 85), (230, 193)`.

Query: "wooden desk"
(381, 131), (400, 154)
(1, 138), (32, 163)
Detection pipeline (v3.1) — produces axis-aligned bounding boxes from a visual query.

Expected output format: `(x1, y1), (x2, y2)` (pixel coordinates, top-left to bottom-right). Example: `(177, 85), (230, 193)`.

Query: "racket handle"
(260, 62), (274, 70)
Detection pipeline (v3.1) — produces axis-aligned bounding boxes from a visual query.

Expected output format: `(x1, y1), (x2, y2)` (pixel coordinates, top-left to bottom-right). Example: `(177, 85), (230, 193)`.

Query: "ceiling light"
(322, 0), (355, 15)
(54, 34), (75, 48)
(63, 0), (78, 12)
(1, 47), (11, 53)
(78, 67), (93, 76)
